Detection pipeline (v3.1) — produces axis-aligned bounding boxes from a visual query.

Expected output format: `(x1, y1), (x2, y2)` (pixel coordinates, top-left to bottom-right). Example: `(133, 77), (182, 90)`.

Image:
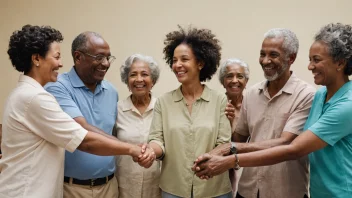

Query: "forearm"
(78, 131), (138, 156)
(224, 144), (298, 168)
(237, 137), (294, 153)
(149, 142), (163, 158)
(209, 143), (231, 156)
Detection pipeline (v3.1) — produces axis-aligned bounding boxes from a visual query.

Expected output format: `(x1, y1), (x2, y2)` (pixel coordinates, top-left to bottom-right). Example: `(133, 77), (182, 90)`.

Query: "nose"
(308, 61), (315, 71)
(101, 57), (110, 67)
(136, 74), (143, 81)
(261, 56), (271, 65)
(231, 76), (239, 83)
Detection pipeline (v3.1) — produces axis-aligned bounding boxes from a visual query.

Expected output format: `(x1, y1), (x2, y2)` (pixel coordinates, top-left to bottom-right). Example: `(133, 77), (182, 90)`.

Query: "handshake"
(130, 144), (156, 168)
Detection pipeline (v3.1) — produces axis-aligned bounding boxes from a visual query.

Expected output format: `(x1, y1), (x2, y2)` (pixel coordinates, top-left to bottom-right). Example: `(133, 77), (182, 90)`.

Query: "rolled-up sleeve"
(216, 95), (231, 146)
(23, 92), (87, 152)
(148, 98), (165, 153)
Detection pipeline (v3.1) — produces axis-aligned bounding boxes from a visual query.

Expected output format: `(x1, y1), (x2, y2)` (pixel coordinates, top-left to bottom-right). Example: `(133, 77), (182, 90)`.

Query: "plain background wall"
(0, 0), (351, 121)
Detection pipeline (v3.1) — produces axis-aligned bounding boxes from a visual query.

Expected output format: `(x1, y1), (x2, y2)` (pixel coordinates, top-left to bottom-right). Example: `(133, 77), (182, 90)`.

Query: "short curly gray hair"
(315, 23), (352, 75)
(120, 54), (160, 85)
(264, 28), (299, 57)
(218, 58), (250, 85)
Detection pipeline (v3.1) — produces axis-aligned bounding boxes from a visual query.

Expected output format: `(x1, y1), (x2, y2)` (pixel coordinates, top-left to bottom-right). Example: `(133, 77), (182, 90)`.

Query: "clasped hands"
(131, 144), (156, 168)
(192, 153), (232, 180)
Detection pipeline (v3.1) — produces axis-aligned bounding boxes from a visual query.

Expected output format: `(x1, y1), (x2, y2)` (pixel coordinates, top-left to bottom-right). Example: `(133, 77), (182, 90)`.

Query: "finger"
(141, 144), (148, 153)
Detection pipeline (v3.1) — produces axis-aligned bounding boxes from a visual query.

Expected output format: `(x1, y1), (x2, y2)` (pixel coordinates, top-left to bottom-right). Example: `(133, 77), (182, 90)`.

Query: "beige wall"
(0, 0), (351, 121)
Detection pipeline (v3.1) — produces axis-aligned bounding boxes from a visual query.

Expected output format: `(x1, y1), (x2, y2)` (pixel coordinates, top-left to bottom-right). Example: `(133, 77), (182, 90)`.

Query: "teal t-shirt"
(304, 81), (352, 198)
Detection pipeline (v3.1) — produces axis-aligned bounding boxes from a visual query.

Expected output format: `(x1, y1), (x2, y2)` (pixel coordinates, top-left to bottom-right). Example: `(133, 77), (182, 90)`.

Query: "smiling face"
(259, 37), (291, 81)
(172, 43), (202, 84)
(128, 60), (153, 97)
(75, 35), (111, 86)
(37, 41), (63, 85)
(223, 64), (248, 97)
(308, 41), (340, 86)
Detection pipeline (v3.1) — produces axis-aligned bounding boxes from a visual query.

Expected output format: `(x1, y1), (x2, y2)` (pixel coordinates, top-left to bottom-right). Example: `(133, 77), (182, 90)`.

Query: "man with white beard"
(193, 28), (315, 198)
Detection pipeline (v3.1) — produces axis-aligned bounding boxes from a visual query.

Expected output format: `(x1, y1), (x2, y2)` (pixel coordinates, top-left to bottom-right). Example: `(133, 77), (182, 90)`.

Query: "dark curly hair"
(315, 23), (352, 75)
(163, 25), (221, 82)
(7, 25), (63, 74)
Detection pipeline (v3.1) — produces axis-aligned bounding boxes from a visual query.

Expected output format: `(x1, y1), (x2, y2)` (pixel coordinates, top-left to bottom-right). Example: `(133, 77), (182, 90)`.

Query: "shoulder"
(102, 80), (117, 92)
(45, 73), (71, 91)
(245, 80), (266, 96)
(293, 77), (316, 95)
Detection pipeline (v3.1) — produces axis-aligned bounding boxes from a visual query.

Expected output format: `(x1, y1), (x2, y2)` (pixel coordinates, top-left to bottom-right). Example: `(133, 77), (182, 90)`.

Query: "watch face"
(230, 142), (237, 154)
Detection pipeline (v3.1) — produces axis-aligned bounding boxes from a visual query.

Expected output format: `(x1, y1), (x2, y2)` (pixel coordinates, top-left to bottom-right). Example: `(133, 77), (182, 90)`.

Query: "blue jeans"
(162, 190), (232, 198)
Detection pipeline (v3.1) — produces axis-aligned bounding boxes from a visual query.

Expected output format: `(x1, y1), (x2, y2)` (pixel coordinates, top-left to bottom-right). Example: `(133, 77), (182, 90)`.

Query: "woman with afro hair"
(145, 25), (232, 198)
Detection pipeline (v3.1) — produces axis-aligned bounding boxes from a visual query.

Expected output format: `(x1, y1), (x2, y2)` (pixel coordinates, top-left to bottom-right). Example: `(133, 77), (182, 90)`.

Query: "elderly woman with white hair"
(219, 58), (249, 197)
(115, 54), (161, 198)
(219, 58), (250, 130)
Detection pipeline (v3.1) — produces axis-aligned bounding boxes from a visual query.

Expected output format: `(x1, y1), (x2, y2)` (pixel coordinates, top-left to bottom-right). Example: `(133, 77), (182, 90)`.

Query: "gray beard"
(264, 62), (289, 81)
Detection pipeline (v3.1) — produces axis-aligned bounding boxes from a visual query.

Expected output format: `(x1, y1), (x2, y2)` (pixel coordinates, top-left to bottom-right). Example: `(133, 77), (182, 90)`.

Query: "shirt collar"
(172, 84), (211, 102)
(121, 94), (156, 113)
(258, 71), (297, 95)
(326, 80), (352, 105)
(18, 74), (45, 90)
(68, 67), (108, 90)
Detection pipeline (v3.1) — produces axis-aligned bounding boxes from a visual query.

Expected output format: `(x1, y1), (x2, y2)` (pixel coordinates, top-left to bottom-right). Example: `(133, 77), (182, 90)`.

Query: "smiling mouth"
(313, 72), (321, 77)
(96, 68), (107, 72)
(134, 85), (146, 88)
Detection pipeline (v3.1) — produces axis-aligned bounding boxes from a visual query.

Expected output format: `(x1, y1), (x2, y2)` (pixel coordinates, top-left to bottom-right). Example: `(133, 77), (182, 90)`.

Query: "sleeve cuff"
(65, 128), (88, 152)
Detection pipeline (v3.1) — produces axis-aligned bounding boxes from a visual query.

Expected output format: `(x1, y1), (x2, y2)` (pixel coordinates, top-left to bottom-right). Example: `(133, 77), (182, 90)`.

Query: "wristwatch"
(230, 142), (237, 155)
(230, 142), (241, 170)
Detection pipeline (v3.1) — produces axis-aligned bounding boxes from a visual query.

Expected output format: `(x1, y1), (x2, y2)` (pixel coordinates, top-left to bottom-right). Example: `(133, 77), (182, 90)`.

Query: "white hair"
(218, 58), (250, 84)
(264, 28), (299, 56)
(120, 54), (160, 84)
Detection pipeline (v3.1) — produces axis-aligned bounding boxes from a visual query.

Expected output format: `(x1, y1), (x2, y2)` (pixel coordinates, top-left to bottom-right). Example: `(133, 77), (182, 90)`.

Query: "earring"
(337, 68), (341, 71)
(36, 64), (39, 67)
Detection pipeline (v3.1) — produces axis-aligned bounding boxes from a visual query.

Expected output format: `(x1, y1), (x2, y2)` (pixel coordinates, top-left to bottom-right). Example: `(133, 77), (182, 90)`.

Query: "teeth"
(97, 69), (106, 72)
(135, 85), (144, 88)
(178, 72), (185, 75)
(264, 66), (274, 70)
(313, 72), (320, 77)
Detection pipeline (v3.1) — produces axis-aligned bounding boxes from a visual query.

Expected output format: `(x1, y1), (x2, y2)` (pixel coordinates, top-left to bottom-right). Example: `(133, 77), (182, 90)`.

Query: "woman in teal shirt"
(194, 23), (352, 197)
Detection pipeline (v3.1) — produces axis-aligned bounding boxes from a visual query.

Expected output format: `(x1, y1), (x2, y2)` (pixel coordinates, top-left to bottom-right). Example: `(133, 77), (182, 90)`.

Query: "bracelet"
(156, 150), (165, 161)
(234, 153), (241, 170)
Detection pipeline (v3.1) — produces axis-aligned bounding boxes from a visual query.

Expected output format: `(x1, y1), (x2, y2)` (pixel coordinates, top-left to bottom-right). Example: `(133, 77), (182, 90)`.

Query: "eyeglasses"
(79, 51), (116, 64)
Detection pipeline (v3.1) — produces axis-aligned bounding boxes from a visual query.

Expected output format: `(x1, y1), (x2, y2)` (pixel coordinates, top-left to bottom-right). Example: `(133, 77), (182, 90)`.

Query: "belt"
(64, 173), (114, 187)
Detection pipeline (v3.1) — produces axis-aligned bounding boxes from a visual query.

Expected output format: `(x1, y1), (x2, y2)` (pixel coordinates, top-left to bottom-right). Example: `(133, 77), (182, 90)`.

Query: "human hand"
(192, 153), (232, 180)
(225, 100), (235, 123)
(133, 144), (156, 168)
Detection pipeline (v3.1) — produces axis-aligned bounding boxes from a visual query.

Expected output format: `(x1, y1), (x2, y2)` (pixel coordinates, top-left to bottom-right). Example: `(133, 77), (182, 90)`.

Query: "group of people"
(0, 22), (350, 198)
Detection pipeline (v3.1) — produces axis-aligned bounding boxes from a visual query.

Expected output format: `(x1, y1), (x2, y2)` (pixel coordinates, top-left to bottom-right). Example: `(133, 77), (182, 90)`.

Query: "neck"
(131, 94), (151, 108)
(267, 70), (291, 97)
(181, 81), (203, 98)
(74, 67), (97, 92)
(227, 93), (243, 108)
(26, 69), (46, 87)
(326, 75), (350, 102)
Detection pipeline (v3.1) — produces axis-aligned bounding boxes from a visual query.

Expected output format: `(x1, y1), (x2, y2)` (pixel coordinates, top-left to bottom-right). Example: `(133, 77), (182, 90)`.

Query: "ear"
(31, 54), (40, 67)
(198, 61), (205, 70)
(73, 51), (83, 64)
(288, 53), (297, 65)
(337, 59), (347, 71)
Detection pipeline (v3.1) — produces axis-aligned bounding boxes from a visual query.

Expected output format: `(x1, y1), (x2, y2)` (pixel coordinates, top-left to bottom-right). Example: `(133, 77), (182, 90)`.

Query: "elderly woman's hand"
(225, 100), (235, 124)
(134, 144), (156, 168)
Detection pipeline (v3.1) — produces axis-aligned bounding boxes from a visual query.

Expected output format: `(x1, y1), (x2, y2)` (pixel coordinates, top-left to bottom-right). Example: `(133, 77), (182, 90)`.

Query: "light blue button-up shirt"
(304, 81), (352, 198)
(45, 67), (118, 179)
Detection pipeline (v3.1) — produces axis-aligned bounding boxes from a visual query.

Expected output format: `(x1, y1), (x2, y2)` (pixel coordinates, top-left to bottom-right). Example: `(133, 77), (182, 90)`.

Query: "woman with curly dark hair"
(0, 25), (146, 198)
(194, 23), (352, 198)
(143, 26), (232, 198)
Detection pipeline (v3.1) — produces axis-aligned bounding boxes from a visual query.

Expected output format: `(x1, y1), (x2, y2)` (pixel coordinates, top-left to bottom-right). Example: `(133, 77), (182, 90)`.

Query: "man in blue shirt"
(46, 32), (119, 198)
